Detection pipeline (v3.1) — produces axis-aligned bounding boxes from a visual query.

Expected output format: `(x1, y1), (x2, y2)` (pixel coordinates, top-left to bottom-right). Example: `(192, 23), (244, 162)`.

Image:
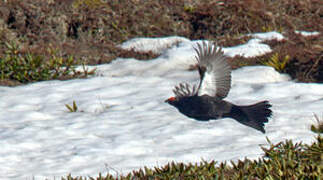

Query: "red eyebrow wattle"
(168, 97), (176, 101)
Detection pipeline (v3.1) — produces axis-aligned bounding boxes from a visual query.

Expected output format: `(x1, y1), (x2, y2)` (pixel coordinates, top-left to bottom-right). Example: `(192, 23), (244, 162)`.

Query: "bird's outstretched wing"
(194, 41), (231, 99)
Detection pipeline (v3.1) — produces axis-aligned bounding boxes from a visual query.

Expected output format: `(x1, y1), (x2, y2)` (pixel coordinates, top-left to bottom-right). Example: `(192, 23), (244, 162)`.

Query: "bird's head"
(165, 96), (178, 106)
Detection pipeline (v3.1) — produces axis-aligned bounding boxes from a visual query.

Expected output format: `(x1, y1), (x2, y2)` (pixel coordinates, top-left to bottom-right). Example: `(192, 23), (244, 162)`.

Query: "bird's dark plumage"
(165, 41), (272, 133)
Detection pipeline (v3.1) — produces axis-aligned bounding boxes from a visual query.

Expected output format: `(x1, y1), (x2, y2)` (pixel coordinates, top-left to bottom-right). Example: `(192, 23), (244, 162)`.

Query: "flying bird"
(165, 41), (272, 133)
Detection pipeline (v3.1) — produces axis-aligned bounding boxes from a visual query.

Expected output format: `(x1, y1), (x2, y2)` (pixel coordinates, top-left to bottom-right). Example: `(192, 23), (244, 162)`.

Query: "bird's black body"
(167, 95), (229, 120)
(165, 42), (272, 133)
(166, 95), (272, 133)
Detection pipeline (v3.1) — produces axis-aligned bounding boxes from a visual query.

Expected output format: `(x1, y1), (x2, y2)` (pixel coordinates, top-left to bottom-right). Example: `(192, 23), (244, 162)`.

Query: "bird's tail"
(226, 101), (272, 133)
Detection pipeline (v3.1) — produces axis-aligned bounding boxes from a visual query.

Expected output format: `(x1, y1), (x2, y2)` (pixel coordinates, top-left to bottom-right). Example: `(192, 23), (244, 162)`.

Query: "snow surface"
(294, 30), (320, 37)
(1, 32), (322, 180)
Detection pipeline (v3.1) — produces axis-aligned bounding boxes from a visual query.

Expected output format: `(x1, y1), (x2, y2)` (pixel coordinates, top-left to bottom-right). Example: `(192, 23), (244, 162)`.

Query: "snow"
(119, 36), (191, 54)
(1, 32), (322, 180)
(250, 31), (284, 41)
(295, 30), (320, 37)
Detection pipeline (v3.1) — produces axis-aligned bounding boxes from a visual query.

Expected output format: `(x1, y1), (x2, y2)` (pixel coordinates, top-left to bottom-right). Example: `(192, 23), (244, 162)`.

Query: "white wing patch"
(194, 42), (232, 99)
(198, 71), (215, 96)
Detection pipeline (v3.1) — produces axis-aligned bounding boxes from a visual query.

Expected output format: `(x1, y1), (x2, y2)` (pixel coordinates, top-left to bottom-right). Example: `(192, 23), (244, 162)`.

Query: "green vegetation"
(63, 135), (322, 179)
(65, 100), (79, 112)
(311, 114), (323, 134)
(261, 25), (284, 33)
(72, 0), (105, 9)
(262, 53), (290, 72)
(0, 42), (95, 85)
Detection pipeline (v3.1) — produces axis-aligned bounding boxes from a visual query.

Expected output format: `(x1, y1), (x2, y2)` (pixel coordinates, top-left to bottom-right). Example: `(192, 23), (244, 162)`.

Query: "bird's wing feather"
(173, 83), (197, 98)
(194, 41), (231, 99)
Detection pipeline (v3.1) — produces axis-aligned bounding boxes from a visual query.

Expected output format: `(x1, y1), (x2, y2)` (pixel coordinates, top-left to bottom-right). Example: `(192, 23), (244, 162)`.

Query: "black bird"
(165, 42), (272, 133)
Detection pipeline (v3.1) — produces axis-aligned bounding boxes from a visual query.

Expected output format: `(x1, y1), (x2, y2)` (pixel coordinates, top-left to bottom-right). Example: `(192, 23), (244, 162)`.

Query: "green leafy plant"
(0, 42), (96, 84)
(65, 101), (78, 112)
(262, 52), (290, 72)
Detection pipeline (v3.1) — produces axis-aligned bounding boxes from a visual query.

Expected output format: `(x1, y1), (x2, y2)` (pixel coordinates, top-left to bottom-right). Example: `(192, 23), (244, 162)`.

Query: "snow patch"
(0, 32), (321, 180)
(295, 31), (320, 37)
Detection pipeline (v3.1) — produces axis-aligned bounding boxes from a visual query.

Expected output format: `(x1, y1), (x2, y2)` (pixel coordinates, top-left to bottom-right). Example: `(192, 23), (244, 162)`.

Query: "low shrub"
(0, 42), (95, 84)
(63, 135), (322, 179)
